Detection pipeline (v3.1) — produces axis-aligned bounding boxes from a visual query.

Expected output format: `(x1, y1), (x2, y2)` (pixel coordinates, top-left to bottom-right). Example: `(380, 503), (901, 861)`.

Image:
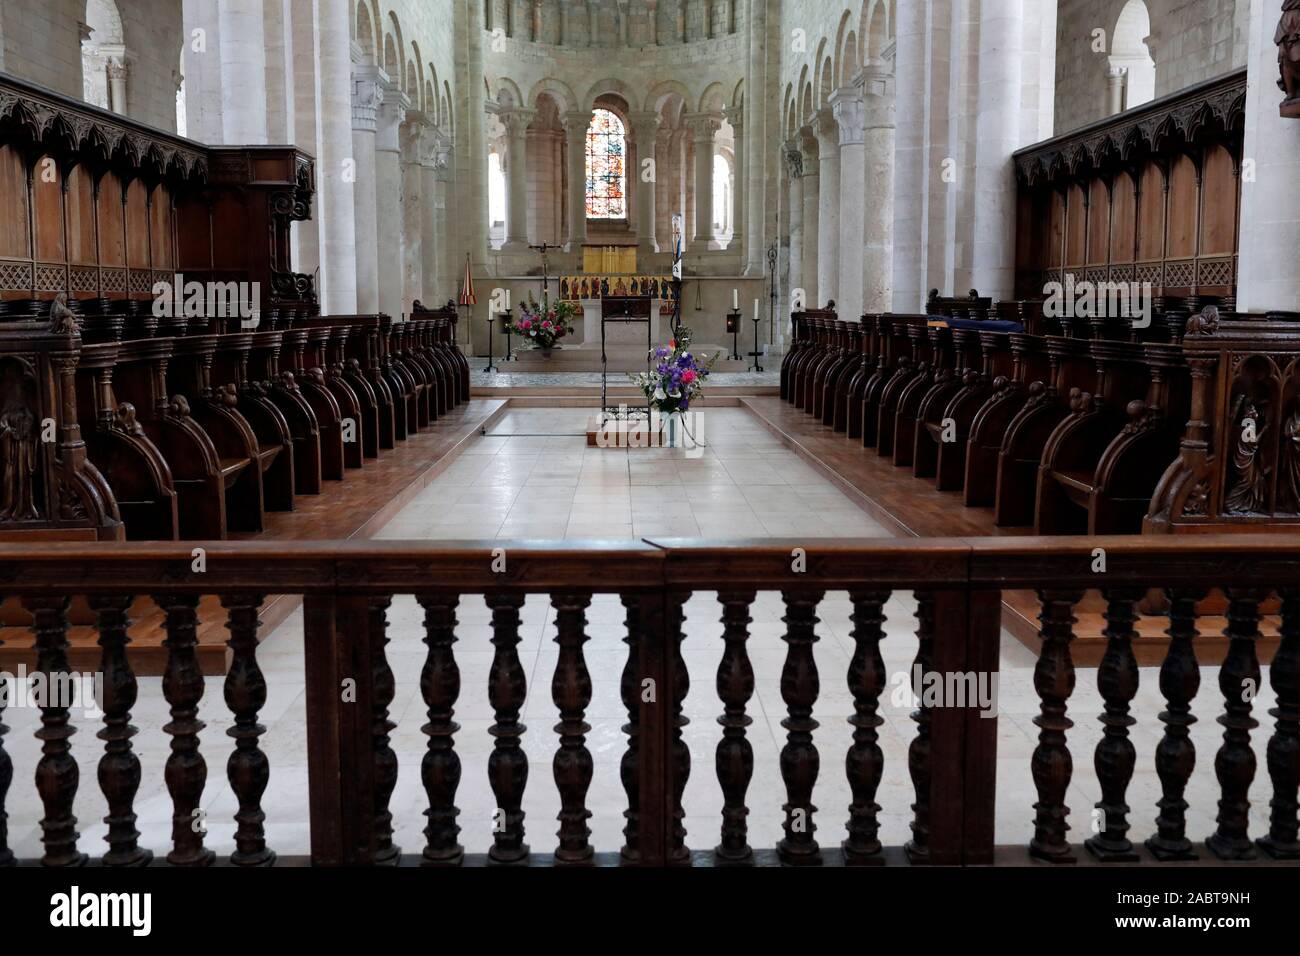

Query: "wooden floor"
(741, 396), (1280, 666)
(0, 399), (507, 675)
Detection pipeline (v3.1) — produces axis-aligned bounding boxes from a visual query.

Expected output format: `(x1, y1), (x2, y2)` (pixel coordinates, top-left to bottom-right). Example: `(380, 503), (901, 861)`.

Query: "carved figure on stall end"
(1281, 406), (1300, 513)
(0, 390), (40, 521)
(48, 292), (79, 335)
(1279, 0), (1300, 113)
(1225, 395), (1270, 515)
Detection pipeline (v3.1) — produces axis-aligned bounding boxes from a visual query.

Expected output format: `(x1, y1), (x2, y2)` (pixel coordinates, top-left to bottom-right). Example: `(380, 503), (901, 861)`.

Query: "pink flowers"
(681, 369), (696, 384)
(519, 318), (532, 330)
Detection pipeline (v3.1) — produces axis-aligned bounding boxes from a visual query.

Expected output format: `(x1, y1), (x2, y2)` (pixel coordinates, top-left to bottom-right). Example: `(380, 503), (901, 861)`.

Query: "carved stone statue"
(1279, 0), (1300, 115)
(0, 393), (39, 521)
(48, 292), (78, 335)
(1282, 407), (1300, 512)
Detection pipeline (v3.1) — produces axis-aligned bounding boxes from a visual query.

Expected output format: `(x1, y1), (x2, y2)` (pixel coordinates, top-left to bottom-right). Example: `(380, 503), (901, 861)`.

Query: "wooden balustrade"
(0, 536), (1298, 866)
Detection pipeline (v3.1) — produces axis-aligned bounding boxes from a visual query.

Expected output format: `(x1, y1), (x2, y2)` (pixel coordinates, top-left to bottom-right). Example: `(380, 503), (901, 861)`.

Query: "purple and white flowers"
(631, 327), (719, 414)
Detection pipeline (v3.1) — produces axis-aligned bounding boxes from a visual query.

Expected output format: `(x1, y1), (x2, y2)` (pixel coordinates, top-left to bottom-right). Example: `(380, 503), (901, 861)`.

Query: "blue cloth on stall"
(931, 317), (1024, 333)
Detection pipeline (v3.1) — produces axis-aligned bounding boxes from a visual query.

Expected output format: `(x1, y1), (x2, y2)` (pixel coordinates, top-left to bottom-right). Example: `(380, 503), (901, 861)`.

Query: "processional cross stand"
(528, 242), (561, 306)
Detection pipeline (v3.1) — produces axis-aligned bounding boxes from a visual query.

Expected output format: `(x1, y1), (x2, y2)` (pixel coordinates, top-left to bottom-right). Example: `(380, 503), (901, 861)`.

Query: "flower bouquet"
(631, 327), (719, 419)
(503, 296), (576, 352)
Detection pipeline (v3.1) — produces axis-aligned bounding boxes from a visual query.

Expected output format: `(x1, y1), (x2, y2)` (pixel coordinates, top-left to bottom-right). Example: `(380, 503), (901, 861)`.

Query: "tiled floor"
(2, 406), (1282, 861)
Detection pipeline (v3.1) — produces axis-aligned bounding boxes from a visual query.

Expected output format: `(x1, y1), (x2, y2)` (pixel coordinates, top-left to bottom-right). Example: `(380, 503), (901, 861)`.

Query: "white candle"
(753, 298), (760, 320)
(505, 289), (511, 310)
(732, 288), (739, 311)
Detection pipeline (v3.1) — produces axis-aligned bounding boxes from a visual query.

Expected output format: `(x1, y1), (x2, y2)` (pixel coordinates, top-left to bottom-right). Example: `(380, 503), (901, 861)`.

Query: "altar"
(577, 295), (663, 351)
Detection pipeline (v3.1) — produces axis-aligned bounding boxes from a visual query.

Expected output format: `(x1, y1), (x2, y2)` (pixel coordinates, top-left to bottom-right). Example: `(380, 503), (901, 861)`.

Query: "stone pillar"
(685, 112), (721, 250)
(351, 64), (384, 314)
(744, 0), (768, 275)
(830, 88), (865, 320)
(972, 0), (1025, 301)
(435, 141), (456, 307)
(563, 110), (591, 251)
(218, 0), (268, 144)
(798, 127), (820, 307)
(420, 132), (445, 303)
(107, 59), (129, 116)
(501, 107), (534, 251)
(1236, 0), (1300, 312)
(1106, 65), (1128, 116)
(892, 0), (925, 311)
(814, 109), (840, 308)
(655, 125), (673, 241)
(401, 119), (427, 313)
(375, 84), (408, 318)
(860, 67), (896, 314)
(784, 142), (805, 312)
(315, 0), (357, 313)
(630, 111), (661, 254)
(724, 105), (744, 257)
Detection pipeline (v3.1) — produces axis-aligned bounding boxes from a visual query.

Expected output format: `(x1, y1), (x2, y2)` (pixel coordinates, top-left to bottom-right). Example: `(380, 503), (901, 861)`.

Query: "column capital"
(562, 109), (593, 138)
(796, 124), (820, 164)
(376, 84), (409, 150)
(829, 86), (866, 145)
(812, 108), (840, 150)
(783, 140), (805, 178)
(683, 111), (721, 144)
(106, 57), (130, 82)
(498, 107), (536, 139)
(723, 104), (743, 131)
(627, 110), (661, 142)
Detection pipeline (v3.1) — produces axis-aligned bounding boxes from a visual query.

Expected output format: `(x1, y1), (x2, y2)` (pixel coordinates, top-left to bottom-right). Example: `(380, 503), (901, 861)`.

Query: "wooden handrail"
(0, 535), (1296, 867)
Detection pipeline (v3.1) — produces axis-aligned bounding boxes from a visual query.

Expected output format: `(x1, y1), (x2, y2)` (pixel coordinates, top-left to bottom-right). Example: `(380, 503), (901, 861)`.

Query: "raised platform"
(740, 396), (1281, 666)
(0, 399), (508, 676)
(496, 344), (750, 373)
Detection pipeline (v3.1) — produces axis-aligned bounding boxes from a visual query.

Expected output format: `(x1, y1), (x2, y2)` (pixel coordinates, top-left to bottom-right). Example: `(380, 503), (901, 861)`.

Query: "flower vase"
(664, 411), (682, 448)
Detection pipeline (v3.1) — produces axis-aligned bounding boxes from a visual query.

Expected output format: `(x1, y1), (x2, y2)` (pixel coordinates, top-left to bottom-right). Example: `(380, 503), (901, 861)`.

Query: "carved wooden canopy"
(1014, 69), (1247, 188)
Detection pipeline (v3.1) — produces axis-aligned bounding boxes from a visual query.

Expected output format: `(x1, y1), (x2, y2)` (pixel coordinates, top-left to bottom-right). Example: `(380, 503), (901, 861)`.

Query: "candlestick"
(732, 288), (739, 310)
(505, 289), (511, 310)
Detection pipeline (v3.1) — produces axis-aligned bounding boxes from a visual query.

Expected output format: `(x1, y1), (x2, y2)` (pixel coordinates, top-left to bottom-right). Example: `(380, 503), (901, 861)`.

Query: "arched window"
(1110, 0), (1155, 113)
(488, 149), (506, 243)
(712, 152), (732, 239)
(175, 46), (187, 137)
(82, 0), (124, 112)
(585, 108), (626, 220)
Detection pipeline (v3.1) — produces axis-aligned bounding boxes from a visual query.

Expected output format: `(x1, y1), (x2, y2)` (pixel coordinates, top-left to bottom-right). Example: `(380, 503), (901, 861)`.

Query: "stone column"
(351, 64), (384, 314)
(784, 142), (805, 311)
(724, 105), (744, 257)
(830, 87), (865, 319)
(562, 109), (591, 251)
(891, 0), (925, 311)
(630, 111), (661, 254)
(435, 141), (456, 307)
(315, 0), (357, 313)
(420, 131), (445, 303)
(655, 125), (673, 241)
(218, 0), (268, 144)
(107, 59), (129, 117)
(972, 0), (1025, 301)
(861, 66), (897, 314)
(1106, 65), (1128, 116)
(401, 119), (427, 313)
(814, 109), (840, 307)
(1236, 0), (1300, 312)
(798, 127), (820, 307)
(500, 107), (534, 251)
(375, 84), (408, 318)
(744, 0), (767, 275)
(685, 112), (721, 250)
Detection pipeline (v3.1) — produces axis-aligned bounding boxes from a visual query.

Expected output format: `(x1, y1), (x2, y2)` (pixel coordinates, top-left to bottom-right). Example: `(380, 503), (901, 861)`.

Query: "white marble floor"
(2, 407), (1282, 861)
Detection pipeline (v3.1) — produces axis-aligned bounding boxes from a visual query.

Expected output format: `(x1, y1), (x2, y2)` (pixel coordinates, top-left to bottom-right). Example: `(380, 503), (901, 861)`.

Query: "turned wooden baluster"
(1206, 588), (1266, 860)
(1029, 589), (1084, 863)
(221, 594), (275, 866)
(25, 596), (87, 867)
(777, 589), (824, 865)
(844, 589), (889, 865)
(369, 596), (400, 865)
(1085, 588), (1141, 861)
(715, 590), (757, 864)
(1147, 587), (1204, 861)
(89, 596), (150, 867)
(156, 594), (215, 866)
(906, 591), (935, 863)
(486, 592), (529, 864)
(417, 594), (463, 865)
(619, 593), (642, 863)
(552, 592), (594, 864)
(1259, 588), (1300, 859)
(0, 622), (11, 866)
(667, 592), (691, 864)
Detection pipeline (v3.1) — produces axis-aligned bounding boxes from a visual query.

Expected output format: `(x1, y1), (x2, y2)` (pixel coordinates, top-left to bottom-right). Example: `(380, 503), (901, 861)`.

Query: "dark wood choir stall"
(0, 72), (470, 671)
(768, 67), (1300, 662)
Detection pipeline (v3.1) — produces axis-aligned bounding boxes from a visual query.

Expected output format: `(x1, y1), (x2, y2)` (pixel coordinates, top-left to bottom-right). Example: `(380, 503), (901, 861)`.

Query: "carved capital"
(829, 87), (865, 145)
(499, 107), (536, 140)
(683, 111), (721, 145)
(352, 66), (386, 132)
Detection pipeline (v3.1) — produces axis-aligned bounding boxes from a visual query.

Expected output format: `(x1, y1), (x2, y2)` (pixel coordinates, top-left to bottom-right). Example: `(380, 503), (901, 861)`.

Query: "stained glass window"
(585, 108), (626, 220)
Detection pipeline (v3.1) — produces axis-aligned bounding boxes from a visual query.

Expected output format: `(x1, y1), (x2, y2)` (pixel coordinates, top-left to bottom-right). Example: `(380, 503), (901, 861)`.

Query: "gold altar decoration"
(558, 275), (676, 301)
(582, 246), (638, 275)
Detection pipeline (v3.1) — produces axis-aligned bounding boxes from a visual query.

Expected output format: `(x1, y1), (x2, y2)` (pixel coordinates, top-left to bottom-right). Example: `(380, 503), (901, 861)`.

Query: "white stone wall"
(1053, 0), (1248, 135)
(1, 0), (182, 131)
